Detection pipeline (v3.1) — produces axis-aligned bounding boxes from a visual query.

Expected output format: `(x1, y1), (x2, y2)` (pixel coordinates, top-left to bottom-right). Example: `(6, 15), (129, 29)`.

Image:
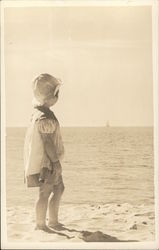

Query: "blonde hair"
(32, 73), (61, 105)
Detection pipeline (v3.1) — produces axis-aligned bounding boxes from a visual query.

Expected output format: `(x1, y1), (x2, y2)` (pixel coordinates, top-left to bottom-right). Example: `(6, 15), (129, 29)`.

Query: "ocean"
(6, 127), (154, 208)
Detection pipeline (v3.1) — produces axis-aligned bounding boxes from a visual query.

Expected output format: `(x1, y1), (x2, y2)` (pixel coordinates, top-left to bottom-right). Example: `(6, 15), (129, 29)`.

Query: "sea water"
(6, 127), (154, 207)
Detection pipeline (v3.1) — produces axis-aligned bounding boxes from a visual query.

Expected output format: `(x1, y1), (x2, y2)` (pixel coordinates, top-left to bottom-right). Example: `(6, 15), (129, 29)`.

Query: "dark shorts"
(39, 175), (64, 198)
(26, 162), (63, 188)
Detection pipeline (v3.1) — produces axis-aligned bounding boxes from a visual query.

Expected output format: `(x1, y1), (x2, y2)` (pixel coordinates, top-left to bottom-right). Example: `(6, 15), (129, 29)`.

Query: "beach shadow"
(53, 225), (138, 242)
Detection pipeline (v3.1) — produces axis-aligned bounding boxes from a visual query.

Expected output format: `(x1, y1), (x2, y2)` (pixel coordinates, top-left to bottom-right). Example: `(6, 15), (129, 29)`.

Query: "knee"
(54, 182), (65, 195)
(39, 191), (50, 201)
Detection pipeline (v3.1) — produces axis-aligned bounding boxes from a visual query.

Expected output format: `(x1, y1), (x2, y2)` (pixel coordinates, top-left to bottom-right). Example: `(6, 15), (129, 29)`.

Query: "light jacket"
(24, 106), (64, 187)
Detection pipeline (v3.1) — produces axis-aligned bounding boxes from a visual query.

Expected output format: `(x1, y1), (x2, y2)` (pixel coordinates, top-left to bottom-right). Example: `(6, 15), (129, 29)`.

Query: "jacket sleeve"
(37, 118), (59, 163)
(37, 118), (55, 133)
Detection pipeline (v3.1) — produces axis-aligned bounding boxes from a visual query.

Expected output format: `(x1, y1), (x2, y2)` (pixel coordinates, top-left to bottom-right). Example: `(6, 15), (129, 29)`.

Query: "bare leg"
(35, 183), (52, 228)
(48, 181), (65, 227)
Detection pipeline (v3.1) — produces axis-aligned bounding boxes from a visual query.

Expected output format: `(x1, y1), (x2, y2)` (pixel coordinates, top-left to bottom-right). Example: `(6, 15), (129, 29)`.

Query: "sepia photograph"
(1, 0), (159, 249)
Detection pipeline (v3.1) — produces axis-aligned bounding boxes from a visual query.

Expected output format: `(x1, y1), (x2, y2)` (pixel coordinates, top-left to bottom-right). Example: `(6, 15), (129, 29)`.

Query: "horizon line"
(6, 125), (154, 128)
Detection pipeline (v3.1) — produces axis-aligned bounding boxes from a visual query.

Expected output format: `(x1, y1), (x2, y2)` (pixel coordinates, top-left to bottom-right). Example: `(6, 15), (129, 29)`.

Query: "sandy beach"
(7, 203), (155, 242)
(6, 127), (155, 243)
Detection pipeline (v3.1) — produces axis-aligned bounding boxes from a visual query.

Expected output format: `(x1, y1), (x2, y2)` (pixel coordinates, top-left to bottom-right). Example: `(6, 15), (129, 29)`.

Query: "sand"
(6, 127), (155, 243)
(7, 203), (155, 242)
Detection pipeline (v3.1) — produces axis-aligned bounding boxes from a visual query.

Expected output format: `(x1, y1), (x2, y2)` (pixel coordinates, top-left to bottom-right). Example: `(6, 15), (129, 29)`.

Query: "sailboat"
(106, 121), (110, 128)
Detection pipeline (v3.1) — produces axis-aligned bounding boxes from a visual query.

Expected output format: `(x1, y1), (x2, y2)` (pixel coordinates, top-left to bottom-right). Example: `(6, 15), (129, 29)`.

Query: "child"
(24, 73), (65, 232)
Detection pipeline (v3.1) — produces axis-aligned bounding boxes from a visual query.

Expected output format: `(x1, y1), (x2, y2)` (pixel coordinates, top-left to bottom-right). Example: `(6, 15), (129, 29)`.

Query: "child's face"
(44, 89), (59, 107)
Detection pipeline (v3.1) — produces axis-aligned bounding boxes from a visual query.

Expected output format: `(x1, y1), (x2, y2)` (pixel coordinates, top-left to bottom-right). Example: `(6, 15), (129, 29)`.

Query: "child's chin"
(49, 100), (58, 107)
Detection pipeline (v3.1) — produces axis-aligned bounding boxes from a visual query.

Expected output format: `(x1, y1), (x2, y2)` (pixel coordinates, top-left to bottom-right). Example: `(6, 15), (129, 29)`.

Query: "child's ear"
(54, 85), (60, 97)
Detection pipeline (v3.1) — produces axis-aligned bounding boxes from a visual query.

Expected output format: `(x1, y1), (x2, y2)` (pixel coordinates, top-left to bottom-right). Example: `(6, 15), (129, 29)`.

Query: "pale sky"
(4, 6), (153, 127)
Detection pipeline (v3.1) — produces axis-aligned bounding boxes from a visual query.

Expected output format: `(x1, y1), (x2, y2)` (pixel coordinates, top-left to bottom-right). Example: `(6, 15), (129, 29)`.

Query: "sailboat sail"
(106, 121), (110, 127)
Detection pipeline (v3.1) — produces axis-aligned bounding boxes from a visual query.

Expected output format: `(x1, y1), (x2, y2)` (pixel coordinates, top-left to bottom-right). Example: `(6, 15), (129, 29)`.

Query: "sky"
(4, 6), (153, 127)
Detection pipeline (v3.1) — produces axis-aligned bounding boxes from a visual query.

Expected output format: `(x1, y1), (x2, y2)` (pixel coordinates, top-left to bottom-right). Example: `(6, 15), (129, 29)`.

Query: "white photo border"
(1, 0), (159, 249)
